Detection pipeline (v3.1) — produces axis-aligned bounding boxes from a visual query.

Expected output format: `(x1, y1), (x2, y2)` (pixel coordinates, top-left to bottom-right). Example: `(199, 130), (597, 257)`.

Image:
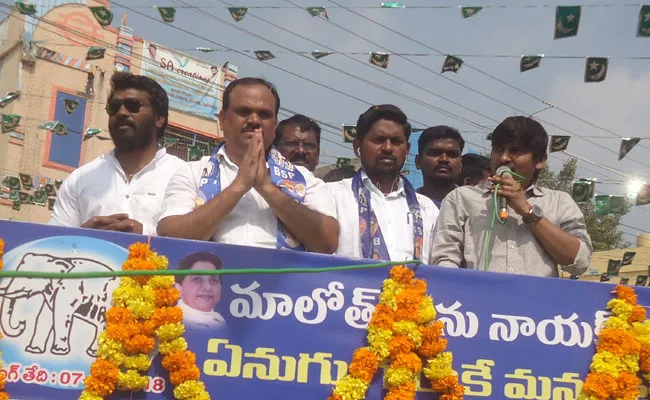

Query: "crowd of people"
(49, 72), (594, 284)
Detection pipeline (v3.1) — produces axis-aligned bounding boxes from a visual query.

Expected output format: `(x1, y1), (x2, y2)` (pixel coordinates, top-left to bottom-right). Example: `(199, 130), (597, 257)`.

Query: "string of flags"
(1, 173), (62, 211)
(547, 134), (643, 161)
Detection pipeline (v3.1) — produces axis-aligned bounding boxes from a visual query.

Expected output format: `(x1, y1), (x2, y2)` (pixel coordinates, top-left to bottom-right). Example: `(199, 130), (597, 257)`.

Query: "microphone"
(495, 166), (513, 220)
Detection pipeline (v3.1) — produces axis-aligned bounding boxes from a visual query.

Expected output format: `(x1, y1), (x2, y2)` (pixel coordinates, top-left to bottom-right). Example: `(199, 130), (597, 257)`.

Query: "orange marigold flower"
(394, 305), (420, 322)
(613, 372), (641, 399)
(327, 395), (343, 400)
(105, 307), (136, 325)
(84, 375), (116, 397)
(596, 329), (640, 356)
(123, 334), (156, 354)
(441, 380), (465, 399)
(105, 323), (138, 342)
(89, 358), (119, 382)
(640, 346), (650, 373)
(154, 287), (181, 307)
(385, 381), (416, 400)
(389, 336), (415, 357)
(409, 279), (427, 297)
(615, 285), (637, 305)
(162, 351), (197, 372)
(389, 266), (415, 284)
(420, 321), (444, 340)
(128, 243), (152, 260)
(392, 352), (422, 373)
(348, 348), (379, 383)
(582, 372), (618, 399)
(152, 306), (184, 326)
(169, 365), (201, 386)
(0, 392), (7, 400)
(431, 375), (460, 393)
(628, 305), (647, 323)
(369, 304), (395, 330)
(418, 337), (448, 359)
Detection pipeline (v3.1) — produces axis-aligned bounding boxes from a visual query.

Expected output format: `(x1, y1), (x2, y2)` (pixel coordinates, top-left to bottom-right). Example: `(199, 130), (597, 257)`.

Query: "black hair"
(222, 77), (280, 116)
(322, 166), (356, 183)
(108, 72), (168, 139)
(417, 125), (465, 155)
(175, 251), (224, 285)
(491, 116), (548, 163)
(275, 114), (321, 146)
(457, 153), (490, 185)
(355, 104), (411, 142)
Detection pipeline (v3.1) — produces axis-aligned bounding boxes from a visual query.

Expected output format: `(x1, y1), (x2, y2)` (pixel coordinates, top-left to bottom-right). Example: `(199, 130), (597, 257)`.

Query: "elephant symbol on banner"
(0, 253), (119, 357)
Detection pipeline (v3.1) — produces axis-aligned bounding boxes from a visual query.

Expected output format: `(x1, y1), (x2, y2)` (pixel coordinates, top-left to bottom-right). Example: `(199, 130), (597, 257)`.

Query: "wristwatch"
(523, 204), (543, 224)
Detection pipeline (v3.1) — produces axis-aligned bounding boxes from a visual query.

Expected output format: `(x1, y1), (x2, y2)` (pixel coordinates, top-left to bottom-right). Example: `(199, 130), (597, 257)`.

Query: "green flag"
(618, 137), (641, 160)
(460, 6), (482, 19)
(53, 123), (68, 136)
(188, 146), (204, 161)
(609, 195), (626, 214)
(254, 51), (275, 61)
(157, 7), (176, 23)
(381, 2), (405, 8)
(55, 179), (63, 190)
(2, 176), (20, 190)
(228, 7), (248, 22)
(196, 47), (216, 53)
(622, 251), (636, 266)
(637, 5), (650, 37)
(607, 259), (622, 276)
(549, 135), (570, 152)
(555, 6), (581, 39)
(0, 92), (20, 108)
(15, 1), (37, 16)
(12, 199), (20, 211)
(18, 191), (30, 204)
(64, 99), (79, 115)
(571, 181), (594, 203)
(48, 198), (56, 211)
(311, 51), (333, 60)
(595, 194), (610, 216)
(1, 113), (21, 133)
(86, 46), (106, 60)
(520, 55), (543, 72)
(342, 125), (357, 143)
(336, 157), (351, 168)
(306, 7), (328, 18)
(88, 6), (113, 26)
(369, 52), (389, 68)
(8, 190), (19, 202)
(441, 55), (463, 73)
(635, 275), (647, 286)
(19, 173), (33, 190)
(44, 183), (56, 197)
(584, 57), (608, 83)
(163, 137), (178, 148)
(620, 277), (630, 285)
(34, 189), (47, 206)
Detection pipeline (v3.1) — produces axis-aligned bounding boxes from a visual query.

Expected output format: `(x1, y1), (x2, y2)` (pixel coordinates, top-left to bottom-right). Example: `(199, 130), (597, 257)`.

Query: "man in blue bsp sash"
(157, 78), (338, 253)
(328, 105), (439, 264)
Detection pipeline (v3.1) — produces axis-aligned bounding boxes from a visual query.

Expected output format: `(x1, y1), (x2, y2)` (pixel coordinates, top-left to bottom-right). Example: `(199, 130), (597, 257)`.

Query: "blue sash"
(197, 143), (306, 251)
(352, 170), (424, 261)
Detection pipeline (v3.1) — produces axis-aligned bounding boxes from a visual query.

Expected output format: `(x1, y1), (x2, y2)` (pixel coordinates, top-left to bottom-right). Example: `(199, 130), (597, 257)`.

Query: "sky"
(7, 0), (650, 244)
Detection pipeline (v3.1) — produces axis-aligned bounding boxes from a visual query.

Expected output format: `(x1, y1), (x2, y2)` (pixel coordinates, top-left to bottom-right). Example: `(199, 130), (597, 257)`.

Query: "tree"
(536, 158), (630, 251)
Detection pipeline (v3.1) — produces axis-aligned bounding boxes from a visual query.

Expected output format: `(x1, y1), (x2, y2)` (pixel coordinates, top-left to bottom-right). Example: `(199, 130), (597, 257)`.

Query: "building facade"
(0, 0), (236, 224)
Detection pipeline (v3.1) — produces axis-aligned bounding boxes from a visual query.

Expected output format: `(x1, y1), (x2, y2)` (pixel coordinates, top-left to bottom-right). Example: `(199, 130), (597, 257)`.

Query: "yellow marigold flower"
(332, 376), (369, 400)
(193, 390), (212, 400)
(604, 316), (631, 331)
(590, 351), (639, 377)
(116, 370), (148, 391)
(607, 299), (634, 319)
(380, 280), (402, 311)
(366, 325), (392, 360)
(392, 321), (422, 348)
(149, 252), (169, 270)
(127, 298), (156, 320)
(156, 322), (185, 342)
(423, 352), (453, 381)
(632, 320), (650, 346)
(417, 296), (436, 324)
(159, 337), (188, 355)
(384, 366), (415, 387)
(78, 391), (104, 400)
(173, 380), (208, 400)
(148, 275), (176, 289)
(122, 354), (152, 371)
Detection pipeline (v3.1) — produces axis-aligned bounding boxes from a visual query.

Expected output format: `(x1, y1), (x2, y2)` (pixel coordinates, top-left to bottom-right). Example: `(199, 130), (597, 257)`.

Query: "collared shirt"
(417, 185), (458, 209)
(178, 299), (226, 330)
(49, 149), (184, 235)
(430, 184), (592, 277)
(158, 146), (336, 249)
(328, 171), (439, 264)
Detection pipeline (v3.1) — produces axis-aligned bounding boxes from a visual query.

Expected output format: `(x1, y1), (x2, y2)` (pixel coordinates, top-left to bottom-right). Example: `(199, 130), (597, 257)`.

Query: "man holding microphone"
(430, 116), (592, 277)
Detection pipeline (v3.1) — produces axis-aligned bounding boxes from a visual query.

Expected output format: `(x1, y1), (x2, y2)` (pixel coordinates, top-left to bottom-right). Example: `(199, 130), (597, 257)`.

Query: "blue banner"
(0, 219), (648, 399)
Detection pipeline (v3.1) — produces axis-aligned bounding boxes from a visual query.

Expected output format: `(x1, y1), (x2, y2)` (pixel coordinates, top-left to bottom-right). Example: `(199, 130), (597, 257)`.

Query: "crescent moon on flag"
(556, 18), (576, 35)
(589, 64), (607, 81)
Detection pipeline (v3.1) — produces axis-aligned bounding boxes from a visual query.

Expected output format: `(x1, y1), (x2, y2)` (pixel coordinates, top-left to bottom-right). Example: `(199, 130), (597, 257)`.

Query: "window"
(45, 91), (86, 169)
(117, 42), (132, 57)
(158, 125), (221, 161)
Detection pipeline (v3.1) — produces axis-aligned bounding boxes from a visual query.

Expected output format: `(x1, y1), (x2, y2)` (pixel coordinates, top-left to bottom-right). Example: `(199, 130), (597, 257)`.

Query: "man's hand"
(489, 174), (530, 216)
(232, 134), (262, 193)
(103, 219), (143, 234)
(253, 140), (274, 196)
(82, 214), (143, 234)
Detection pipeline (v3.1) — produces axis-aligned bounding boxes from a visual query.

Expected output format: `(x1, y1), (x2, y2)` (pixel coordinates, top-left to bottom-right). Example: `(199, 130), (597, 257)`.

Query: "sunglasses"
(105, 98), (151, 116)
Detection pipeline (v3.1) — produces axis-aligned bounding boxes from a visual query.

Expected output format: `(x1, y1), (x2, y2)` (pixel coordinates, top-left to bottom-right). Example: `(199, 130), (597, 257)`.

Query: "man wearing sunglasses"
(157, 77), (338, 254)
(49, 72), (184, 235)
(274, 114), (321, 172)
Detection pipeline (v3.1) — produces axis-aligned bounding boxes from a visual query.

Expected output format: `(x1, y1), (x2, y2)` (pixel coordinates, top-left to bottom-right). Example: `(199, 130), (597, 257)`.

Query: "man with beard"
(49, 72), (184, 235)
(415, 126), (464, 208)
(430, 116), (592, 277)
(157, 77), (338, 253)
(274, 114), (320, 172)
(328, 105), (438, 264)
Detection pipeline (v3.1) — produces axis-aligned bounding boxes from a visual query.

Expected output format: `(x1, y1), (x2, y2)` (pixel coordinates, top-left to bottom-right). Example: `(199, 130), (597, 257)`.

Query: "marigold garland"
(578, 285), (649, 400)
(0, 239), (9, 400)
(79, 243), (210, 400)
(328, 266), (463, 400)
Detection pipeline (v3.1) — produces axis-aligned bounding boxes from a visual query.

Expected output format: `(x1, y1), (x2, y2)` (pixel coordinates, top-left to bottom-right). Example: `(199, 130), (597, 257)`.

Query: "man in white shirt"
(157, 77), (338, 253)
(328, 105), (439, 264)
(49, 72), (184, 235)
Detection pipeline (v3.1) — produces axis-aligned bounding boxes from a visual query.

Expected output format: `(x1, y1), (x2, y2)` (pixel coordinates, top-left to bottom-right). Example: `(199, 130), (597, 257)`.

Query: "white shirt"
(158, 146), (336, 249)
(178, 299), (226, 330)
(328, 171), (439, 265)
(49, 149), (184, 236)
